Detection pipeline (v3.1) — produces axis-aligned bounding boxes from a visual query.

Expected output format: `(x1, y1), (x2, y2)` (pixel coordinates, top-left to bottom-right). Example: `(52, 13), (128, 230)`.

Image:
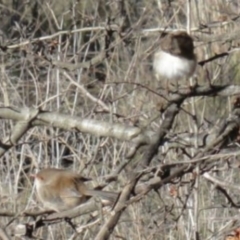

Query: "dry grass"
(0, 0), (240, 239)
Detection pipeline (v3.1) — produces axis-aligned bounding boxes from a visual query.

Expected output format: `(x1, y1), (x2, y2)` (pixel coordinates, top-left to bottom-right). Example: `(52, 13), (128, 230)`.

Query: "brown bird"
(32, 168), (118, 212)
(153, 31), (197, 91)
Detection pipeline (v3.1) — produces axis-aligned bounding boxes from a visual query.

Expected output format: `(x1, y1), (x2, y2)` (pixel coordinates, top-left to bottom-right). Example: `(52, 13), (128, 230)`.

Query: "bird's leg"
(162, 78), (171, 94)
(187, 76), (198, 92)
(165, 79), (170, 95)
(168, 80), (178, 93)
(175, 79), (179, 92)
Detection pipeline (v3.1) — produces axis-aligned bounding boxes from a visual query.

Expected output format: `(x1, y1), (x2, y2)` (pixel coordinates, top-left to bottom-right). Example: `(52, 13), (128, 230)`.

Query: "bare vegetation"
(0, 0), (240, 239)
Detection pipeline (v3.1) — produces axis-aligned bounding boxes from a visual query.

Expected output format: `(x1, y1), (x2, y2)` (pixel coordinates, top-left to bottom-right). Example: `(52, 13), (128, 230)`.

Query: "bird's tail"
(86, 189), (118, 203)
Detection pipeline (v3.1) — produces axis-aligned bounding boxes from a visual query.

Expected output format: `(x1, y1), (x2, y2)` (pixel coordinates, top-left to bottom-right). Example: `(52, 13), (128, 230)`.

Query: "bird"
(32, 168), (118, 212)
(153, 31), (197, 91)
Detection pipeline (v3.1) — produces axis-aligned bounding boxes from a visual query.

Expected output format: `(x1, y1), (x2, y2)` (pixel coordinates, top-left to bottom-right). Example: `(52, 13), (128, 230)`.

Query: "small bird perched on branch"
(153, 31), (197, 91)
(32, 168), (118, 212)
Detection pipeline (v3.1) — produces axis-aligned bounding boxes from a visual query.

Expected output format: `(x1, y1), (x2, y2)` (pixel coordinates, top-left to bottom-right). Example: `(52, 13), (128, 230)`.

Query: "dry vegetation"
(0, 0), (240, 239)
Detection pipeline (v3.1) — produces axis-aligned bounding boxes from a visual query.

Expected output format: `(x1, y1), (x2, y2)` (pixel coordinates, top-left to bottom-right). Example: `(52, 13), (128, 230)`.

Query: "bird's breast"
(153, 51), (196, 80)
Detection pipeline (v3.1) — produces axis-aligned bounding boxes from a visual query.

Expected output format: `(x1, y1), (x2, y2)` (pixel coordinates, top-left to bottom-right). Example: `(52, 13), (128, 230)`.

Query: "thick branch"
(0, 108), (39, 157)
(95, 175), (139, 240)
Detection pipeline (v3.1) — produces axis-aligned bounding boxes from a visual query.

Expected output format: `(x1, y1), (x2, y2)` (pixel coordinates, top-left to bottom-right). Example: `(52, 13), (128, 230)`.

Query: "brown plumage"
(160, 31), (195, 59)
(33, 168), (118, 212)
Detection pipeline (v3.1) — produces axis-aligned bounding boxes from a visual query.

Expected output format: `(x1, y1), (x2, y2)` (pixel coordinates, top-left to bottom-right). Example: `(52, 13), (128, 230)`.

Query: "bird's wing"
(60, 187), (82, 199)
